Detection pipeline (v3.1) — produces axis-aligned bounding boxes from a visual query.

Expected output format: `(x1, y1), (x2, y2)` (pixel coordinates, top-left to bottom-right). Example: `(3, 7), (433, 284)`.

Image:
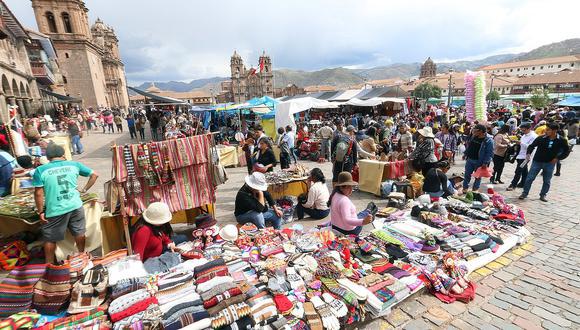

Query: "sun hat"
(142, 202), (172, 225)
(417, 126), (434, 138)
(335, 172), (358, 187)
(219, 225), (239, 242)
(245, 172), (268, 191)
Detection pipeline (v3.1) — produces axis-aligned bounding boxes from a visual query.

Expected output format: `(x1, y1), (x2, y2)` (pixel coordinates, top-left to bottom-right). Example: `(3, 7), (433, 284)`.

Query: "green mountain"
(511, 38), (580, 61)
(134, 38), (580, 91)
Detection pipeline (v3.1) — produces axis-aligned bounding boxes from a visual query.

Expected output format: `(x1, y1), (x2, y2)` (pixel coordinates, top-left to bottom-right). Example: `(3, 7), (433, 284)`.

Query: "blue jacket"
(477, 135), (494, 166)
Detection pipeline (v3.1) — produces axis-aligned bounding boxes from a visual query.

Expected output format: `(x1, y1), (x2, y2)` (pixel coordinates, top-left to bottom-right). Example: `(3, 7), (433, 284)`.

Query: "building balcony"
(106, 78), (120, 86)
(30, 61), (55, 85)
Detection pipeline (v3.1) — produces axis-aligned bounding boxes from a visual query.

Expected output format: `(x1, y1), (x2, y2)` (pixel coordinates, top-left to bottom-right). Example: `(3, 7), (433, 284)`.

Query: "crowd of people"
(229, 103), (575, 234)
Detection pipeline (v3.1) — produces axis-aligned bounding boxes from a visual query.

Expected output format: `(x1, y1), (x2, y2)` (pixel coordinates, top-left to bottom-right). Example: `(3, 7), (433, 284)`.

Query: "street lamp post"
(488, 74), (495, 108)
(447, 69), (453, 123)
(235, 72), (240, 104)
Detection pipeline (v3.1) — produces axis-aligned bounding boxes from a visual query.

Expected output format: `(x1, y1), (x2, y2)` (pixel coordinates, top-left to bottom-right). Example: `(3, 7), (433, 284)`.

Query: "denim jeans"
(509, 159), (528, 188)
(522, 161), (555, 197)
(321, 138), (331, 160)
(289, 147), (298, 163)
(236, 210), (282, 229)
(71, 135), (83, 154)
(463, 158), (482, 190)
(296, 204), (330, 220)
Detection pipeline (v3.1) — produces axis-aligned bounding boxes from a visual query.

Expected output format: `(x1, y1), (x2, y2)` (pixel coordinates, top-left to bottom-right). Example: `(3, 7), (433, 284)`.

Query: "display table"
(267, 178), (308, 200)
(358, 159), (389, 196)
(217, 145), (239, 167)
(0, 193), (102, 261)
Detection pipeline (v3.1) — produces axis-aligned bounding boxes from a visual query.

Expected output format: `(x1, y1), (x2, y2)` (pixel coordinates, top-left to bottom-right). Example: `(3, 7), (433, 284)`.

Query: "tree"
(486, 90), (500, 102)
(412, 83), (442, 99)
(529, 88), (551, 109)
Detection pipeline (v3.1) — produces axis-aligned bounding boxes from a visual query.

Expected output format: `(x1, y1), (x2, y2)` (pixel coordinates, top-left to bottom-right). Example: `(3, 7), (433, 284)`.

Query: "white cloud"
(4, 0), (579, 84)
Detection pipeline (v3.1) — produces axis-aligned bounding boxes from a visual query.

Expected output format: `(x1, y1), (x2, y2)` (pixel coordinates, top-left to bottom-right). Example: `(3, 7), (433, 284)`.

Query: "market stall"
(358, 159), (412, 196)
(102, 133), (219, 254)
(0, 192), (102, 260)
(0, 185), (531, 328)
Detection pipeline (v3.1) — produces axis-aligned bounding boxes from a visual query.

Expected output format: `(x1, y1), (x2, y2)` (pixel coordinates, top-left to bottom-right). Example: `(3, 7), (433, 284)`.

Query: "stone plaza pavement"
(77, 128), (580, 330)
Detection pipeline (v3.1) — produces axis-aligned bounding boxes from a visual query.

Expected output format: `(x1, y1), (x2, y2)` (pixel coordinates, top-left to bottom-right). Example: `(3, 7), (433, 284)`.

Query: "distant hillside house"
(129, 83), (212, 106)
(511, 70), (580, 95)
(304, 85), (337, 93)
(274, 84), (305, 98)
(479, 55), (580, 77)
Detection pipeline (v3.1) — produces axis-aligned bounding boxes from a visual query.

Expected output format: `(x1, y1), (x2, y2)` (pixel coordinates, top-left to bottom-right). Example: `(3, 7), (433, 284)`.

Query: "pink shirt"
(330, 193), (362, 231)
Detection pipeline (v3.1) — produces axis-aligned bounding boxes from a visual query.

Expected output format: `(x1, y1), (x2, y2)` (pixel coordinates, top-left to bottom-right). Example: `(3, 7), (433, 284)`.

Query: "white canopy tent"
(345, 97), (406, 107)
(275, 97), (334, 130)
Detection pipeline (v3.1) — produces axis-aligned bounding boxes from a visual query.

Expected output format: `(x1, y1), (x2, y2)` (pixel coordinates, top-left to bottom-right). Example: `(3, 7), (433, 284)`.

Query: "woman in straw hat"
(410, 125), (438, 176)
(131, 202), (176, 261)
(327, 172), (373, 236)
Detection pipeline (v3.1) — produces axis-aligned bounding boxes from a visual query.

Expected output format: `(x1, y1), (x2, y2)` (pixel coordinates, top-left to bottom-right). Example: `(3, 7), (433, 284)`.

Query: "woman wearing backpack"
(331, 124), (358, 188)
(410, 126), (437, 176)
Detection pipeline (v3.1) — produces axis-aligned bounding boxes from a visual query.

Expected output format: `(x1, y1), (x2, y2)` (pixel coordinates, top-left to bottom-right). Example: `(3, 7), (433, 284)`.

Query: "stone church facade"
(420, 57), (437, 78)
(230, 51), (273, 103)
(31, 0), (129, 110)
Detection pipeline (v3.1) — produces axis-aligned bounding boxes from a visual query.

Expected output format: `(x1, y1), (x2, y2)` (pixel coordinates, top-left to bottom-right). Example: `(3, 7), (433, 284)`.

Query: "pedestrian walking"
(520, 122), (570, 202)
(507, 122), (537, 191)
(126, 114), (137, 139)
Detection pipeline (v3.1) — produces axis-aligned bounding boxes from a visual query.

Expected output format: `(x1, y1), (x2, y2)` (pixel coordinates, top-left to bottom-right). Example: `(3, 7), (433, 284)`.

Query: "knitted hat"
(273, 294), (294, 315)
(195, 214), (217, 229)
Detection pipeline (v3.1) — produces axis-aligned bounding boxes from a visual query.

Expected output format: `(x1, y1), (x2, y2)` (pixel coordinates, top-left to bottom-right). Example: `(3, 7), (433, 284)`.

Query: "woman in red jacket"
(131, 202), (176, 261)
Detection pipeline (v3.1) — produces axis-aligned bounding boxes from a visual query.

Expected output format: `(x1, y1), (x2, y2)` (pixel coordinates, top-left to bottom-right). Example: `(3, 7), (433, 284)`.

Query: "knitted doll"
(442, 252), (469, 290)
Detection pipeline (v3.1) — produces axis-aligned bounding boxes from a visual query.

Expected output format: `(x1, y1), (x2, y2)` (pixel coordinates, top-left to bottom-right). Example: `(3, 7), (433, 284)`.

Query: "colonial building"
(0, 1), (41, 122)
(30, 0), (129, 110)
(274, 84), (304, 98)
(511, 70), (580, 95)
(230, 51), (273, 103)
(479, 55), (580, 77)
(420, 57), (437, 78)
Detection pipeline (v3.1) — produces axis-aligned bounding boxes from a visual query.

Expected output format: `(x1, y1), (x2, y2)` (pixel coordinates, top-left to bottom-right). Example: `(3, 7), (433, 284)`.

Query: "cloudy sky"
(5, 0), (579, 85)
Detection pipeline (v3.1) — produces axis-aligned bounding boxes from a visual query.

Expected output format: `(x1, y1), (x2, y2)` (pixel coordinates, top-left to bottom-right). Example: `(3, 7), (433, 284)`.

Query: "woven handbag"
(0, 241), (30, 271)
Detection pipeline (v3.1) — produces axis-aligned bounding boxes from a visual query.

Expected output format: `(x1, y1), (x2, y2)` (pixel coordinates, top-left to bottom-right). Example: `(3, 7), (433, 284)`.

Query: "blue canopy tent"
(556, 96), (580, 107)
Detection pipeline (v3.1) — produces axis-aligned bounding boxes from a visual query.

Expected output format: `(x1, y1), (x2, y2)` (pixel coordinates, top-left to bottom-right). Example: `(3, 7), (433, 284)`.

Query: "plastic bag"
(473, 166), (492, 178)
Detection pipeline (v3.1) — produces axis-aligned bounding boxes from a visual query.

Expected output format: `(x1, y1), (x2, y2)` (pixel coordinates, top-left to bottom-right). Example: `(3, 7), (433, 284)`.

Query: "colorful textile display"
(111, 134), (216, 216)
(0, 264), (46, 317)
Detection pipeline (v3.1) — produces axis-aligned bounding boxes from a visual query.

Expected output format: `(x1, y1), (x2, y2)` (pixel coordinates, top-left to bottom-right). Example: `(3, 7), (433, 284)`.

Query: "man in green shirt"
(33, 143), (98, 264)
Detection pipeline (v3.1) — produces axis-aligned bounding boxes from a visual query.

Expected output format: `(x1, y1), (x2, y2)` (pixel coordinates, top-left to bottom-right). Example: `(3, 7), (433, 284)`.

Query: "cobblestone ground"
(78, 128), (579, 329)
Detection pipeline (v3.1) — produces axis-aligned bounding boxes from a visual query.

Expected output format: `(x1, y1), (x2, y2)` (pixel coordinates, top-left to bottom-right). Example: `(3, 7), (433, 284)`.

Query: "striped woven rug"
(0, 263), (46, 317)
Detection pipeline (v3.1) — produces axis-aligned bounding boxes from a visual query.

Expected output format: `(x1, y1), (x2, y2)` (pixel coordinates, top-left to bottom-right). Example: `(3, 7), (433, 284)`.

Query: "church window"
(65, 52), (69, 58)
(46, 12), (57, 33)
(63, 76), (68, 84)
(62, 12), (73, 33)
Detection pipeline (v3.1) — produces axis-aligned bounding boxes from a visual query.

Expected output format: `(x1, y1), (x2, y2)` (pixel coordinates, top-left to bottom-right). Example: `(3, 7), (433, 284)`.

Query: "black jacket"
(527, 135), (570, 163)
(234, 185), (276, 216)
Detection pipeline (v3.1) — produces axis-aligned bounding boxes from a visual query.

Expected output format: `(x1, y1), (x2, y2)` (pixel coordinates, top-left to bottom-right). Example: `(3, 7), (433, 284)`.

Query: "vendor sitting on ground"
(131, 202), (176, 261)
(422, 161), (456, 198)
(296, 168), (330, 220)
(328, 172), (373, 235)
(235, 172), (282, 229)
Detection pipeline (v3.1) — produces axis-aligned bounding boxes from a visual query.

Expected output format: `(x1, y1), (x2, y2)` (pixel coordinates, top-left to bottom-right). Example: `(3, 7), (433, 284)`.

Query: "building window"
(46, 12), (57, 33)
(540, 66), (543, 69)
(65, 52), (69, 58)
(532, 67), (535, 70)
(558, 64), (561, 68)
(62, 12), (73, 33)
(503, 70), (506, 72)
(63, 76), (67, 84)
(510, 69), (513, 72)
(517, 68), (520, 71)
(572, 63), (575, 67)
